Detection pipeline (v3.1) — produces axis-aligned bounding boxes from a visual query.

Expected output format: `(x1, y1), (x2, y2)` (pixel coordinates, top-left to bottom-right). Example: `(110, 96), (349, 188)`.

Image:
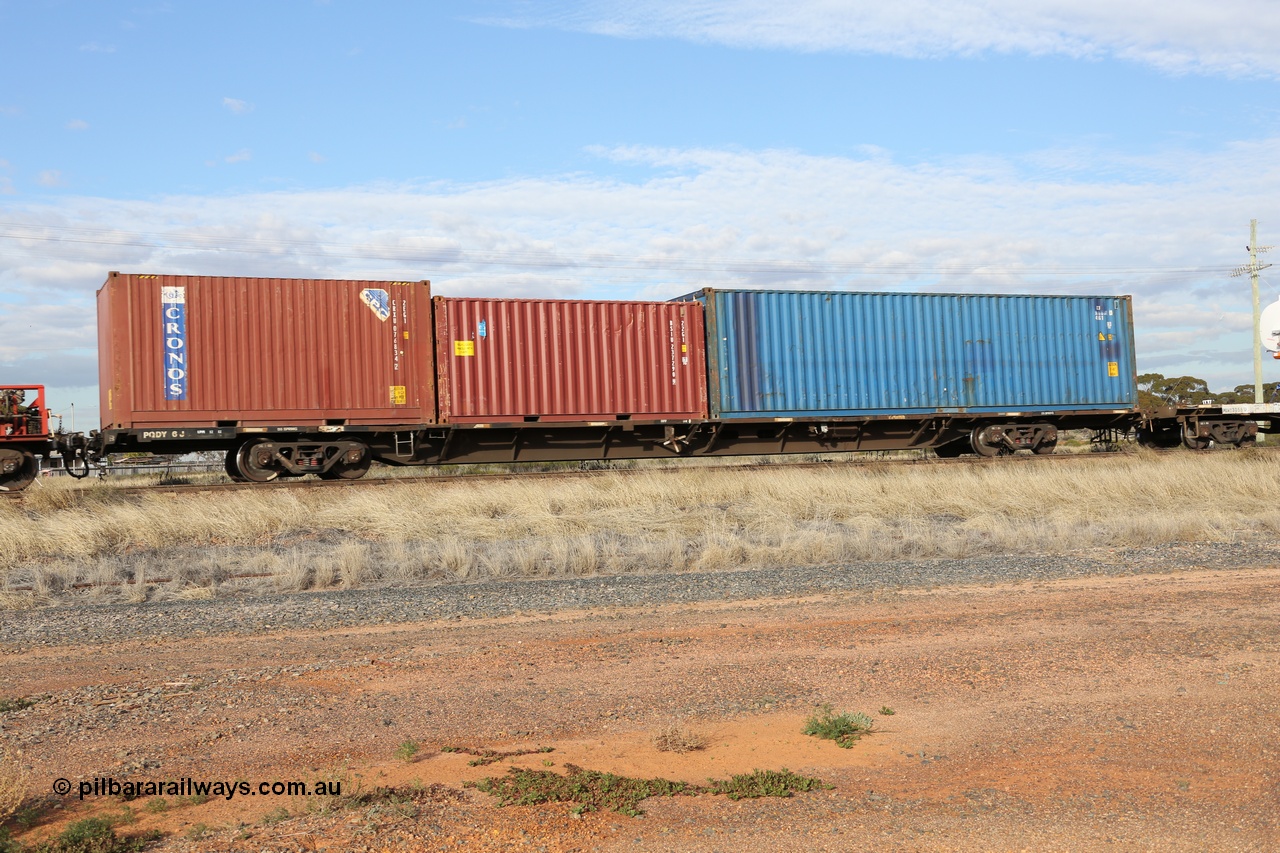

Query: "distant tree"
(1136, 373), (1166, 409)
(1215, 382), (1280, 404)
(1137, 373), (1212, 408)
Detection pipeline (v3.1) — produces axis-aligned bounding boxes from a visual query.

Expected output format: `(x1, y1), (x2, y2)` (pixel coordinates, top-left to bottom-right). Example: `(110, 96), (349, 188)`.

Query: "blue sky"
(3, 0), (1280, 422)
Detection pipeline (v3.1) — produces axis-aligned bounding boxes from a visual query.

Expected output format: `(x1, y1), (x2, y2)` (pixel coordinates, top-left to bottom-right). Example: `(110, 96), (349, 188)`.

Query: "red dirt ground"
(3, 566), (1278, 851)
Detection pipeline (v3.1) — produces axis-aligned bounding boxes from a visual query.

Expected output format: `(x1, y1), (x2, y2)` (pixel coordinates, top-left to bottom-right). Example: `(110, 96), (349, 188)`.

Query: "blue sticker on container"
(478, 319), (487, 338)
(361, 288), (391, 321)
(161, 286), (188, 401)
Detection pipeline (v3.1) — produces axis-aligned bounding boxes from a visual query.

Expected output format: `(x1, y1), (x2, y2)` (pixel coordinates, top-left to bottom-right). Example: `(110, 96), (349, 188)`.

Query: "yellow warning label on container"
(454, 340), (475, 356)
(403, 331), (409, 339)
(1098, 332), (1106, 341)
(1107, 362), (1119, 377)
(390, 385), (406, 405)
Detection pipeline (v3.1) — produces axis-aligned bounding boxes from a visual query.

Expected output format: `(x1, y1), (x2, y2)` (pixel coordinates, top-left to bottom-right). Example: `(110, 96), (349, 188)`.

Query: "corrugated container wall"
(435, 297), (708, 423)
(98, 273), (436, 429)
(681, 289), (1138, 418)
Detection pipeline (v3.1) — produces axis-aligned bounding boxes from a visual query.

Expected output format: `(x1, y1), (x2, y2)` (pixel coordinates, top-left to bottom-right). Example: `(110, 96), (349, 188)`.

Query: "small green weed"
(440, 745), (555, 767)
(143, 798), (167, 814)
(34, 817), (158, 853)
(185, 822), (210, 841)
(469, 764), (830, 816)
(879, 706), (896, 716)
(260, 806), (290, 825)
(300, 766), (359, 815)
(467, 764), (693, 817)
(13, 799), (53, 831)
(394, 740), (420, 762)
(705, 769), (832, 801)
(0, 698), (35, 714)
(342, 786), (424, 819)
(802, 704), (875, 748)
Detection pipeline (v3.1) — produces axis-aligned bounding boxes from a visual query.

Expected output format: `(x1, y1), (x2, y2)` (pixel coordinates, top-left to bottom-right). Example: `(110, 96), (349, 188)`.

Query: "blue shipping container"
(679, 289), (1138, 419)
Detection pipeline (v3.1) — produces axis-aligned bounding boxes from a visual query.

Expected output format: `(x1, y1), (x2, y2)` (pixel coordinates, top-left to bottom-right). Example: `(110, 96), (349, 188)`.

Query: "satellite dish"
(1261, 298), (1280, 354)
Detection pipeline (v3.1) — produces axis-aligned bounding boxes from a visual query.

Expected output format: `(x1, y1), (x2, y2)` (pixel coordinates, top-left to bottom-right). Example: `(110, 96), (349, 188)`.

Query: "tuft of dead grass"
(0, 748), (30, 824)
(651, 721), (707, 753)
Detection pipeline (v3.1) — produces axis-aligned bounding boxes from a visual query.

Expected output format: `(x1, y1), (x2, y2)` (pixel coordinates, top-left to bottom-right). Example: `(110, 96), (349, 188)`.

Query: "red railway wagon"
(434, 296), (708, 423)
(0, 385), (50, 490)
(98, 272), (436, 428)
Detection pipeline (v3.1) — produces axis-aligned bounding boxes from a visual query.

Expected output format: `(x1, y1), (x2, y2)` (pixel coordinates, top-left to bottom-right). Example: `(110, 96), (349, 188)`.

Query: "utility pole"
(1252, 220), (1263, 405)
(1231, 219), (1272, 404)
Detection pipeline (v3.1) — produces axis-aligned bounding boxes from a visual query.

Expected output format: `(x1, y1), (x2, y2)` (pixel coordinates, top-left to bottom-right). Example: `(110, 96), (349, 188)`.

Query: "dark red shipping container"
(98, 272), (436, 429)
(435, 296), (708, 423)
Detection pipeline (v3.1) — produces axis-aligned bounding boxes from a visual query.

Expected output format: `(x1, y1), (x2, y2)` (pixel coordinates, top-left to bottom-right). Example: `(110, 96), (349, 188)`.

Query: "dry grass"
(0, 748), (29, 824)
(652, 721), (708, 753)
(5, 449), (1280, 603)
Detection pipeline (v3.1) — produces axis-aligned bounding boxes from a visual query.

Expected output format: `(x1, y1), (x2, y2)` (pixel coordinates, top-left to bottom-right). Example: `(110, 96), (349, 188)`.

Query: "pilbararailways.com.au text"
(56, 777), (341, 801)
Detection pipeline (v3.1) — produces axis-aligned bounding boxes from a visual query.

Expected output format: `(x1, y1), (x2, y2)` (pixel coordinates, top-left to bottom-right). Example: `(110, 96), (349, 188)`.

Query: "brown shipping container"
(435, 296), (708, 423)
(98, 272), (435, 429)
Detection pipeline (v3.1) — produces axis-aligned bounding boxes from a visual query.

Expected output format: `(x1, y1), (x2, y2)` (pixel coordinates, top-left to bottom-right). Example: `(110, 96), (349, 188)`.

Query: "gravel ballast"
(4, 540), (1276, 648)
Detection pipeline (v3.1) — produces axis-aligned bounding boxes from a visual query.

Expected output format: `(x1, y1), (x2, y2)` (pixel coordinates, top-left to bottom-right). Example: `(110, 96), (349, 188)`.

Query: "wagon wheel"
(0, 450), (36, 491)
(1181, 426), (1211, 451)
(319, 447), (372, 480)
(224, 447), (247, 482)
(970, 426), (1010, 458)
(234, 439), (280, 483)
(1032, 438), (1058, 455)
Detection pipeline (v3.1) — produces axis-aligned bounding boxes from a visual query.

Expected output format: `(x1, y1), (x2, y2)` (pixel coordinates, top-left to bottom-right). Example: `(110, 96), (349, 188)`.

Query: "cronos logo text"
(161, 286), (188, 401)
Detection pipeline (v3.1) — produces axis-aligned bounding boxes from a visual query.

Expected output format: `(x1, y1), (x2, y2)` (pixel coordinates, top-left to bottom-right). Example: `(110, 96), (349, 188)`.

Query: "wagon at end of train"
(0, 385), (91, 490)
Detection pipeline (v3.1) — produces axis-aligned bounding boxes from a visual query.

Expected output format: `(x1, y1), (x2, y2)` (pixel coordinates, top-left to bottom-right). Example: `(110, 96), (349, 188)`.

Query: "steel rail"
(6, 444), (1271, 502)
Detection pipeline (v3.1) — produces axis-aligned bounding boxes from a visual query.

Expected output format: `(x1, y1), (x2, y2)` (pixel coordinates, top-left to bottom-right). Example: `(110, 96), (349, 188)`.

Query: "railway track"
(5, 443), (1269, 502)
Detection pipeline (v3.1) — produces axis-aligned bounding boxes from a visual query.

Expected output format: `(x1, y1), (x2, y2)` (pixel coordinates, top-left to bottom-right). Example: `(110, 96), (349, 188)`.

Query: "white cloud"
(66, 119), (90, 131)
(308, 151), (327, 163)
(37, 170), (65, 187)
(0, 177), (13, 195)
(222, 97), (253, 114)
(2, 137), (1280, 400)
(224, 149), (252, 164)
(489, 0), (1280, 78)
